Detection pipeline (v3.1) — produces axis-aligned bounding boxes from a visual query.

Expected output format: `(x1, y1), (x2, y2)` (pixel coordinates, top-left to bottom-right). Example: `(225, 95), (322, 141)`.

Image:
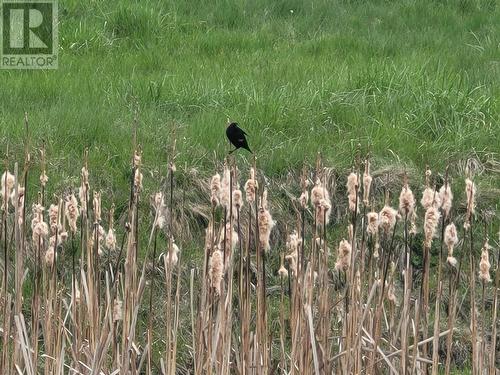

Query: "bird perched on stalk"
(226, 122), (252, 154)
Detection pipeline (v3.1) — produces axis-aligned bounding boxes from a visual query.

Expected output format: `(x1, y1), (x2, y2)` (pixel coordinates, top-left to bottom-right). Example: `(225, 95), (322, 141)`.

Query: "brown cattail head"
(220, 164), (231, 210)
(210, 173), (221, 207)
(379, 205), (398, 234)
(444, 223), (458, 266)
(134, 169), (143, 191)
(1, 171), (15, 210)
(164, 241), (181, 267)
(424, 206), (440, 248)
(258, 189), (275, 252)
(32, 203), (48, 247)
(299, 190), (309, 208)
(151, 192), (166, 229)
(346, 172), (359, 212)
(285, 230), (301, 276)
(439, 183), (453, 218)
(398, 183), (415, 217)
(209, 246), (224, 295)
(49, 203), (59, 235)
(233, 188), (243, 210)
(421, 187), (441, 210)
(244, 167), (258, 203)
(335, 239), (352, 271)
(478, 240), (491, 283)
(363, 160), (372, 206)
(65, 194), (79, 233)
(311, 178), (324, 207)
(464, 178), (476, 230)
(278, 264), (288, 278)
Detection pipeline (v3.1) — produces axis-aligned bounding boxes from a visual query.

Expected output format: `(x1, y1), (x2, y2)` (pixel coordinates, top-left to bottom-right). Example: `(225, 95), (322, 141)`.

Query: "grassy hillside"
(1, 0), (498, 200)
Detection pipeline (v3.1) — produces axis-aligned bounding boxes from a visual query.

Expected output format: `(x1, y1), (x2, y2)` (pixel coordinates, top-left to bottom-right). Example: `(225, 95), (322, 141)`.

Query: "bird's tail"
(244, 145), (253, 153)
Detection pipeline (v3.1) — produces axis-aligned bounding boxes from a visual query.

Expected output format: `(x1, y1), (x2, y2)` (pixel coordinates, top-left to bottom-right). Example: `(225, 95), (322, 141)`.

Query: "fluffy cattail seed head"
(258, 190), (275, 252)
(421, 187), (440, 210)
(439, 183), (453, 218)
(65, 194), (79, 233)
(424, 206), (440, 247)
(210, 173), (221, 207)
(244, 168), (258, 203)
(335, 239), (352, 271)
(209, 247), (224, 295)
(399, 184), (415, 216)
(379, 205), (398, 234)
(346, 172), (359, 212)
(445, 223), (458, 266)
(113, 299), (123, 322)
(478, 240), (491, 283)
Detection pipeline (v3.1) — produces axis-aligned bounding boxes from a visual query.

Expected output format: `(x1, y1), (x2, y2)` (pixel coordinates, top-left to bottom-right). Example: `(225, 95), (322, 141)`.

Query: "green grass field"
(1, 0), (498, 201)
(0, 1), (499, 372)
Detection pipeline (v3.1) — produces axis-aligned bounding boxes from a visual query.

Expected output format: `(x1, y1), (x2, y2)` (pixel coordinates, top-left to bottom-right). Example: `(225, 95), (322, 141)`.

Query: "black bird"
(226, 122), (252, 154)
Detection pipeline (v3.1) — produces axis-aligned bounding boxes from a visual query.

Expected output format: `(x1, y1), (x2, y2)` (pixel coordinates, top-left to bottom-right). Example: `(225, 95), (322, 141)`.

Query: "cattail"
(65, 194), (79, 233)
(311, 178), (324, 207)
(335, 239), (352, 271)
(32, 204), (48, 247)
(220, 165), (231, 210)
(387, 282), (397, 304)
(258, 189), (275, 252)
(210, 173), (221, 207)
(106, 206), (116, 251)
(366, 212), (379, 235)
(379, 205), (398, 234)
(439, 183), (453, 218)
(134, 169), (143, 191)
(164, 241), (181, 267)
(244, 167), (258, 203)
(444, 223), (458, 266)
(355, 270), (361, 294)
(478, 240), (491, 283)
(133, 150), (141, 168)
(363, 160), (372, 206)
(464, 178), (476, 230)
(45, 246), (55, 267)
(399, 184), (415, 217)
(233, 187), (243, 213)
(278, 264), (288, 278)
(285, 230), (301, 276)
(209, 247), (224, 295)
(1, 171), (15, 210)
(424, 206), (440, 247)
(151, 192), (166, 229)
(113, 299), (123, 322)
(346, 172), (359, 212)
(48, 204), (59, 235)
(421, 187), (441, 210)
(316, 197), (332, 227)
(105, 228), (116, 251)
(93, 192), (101, 223)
